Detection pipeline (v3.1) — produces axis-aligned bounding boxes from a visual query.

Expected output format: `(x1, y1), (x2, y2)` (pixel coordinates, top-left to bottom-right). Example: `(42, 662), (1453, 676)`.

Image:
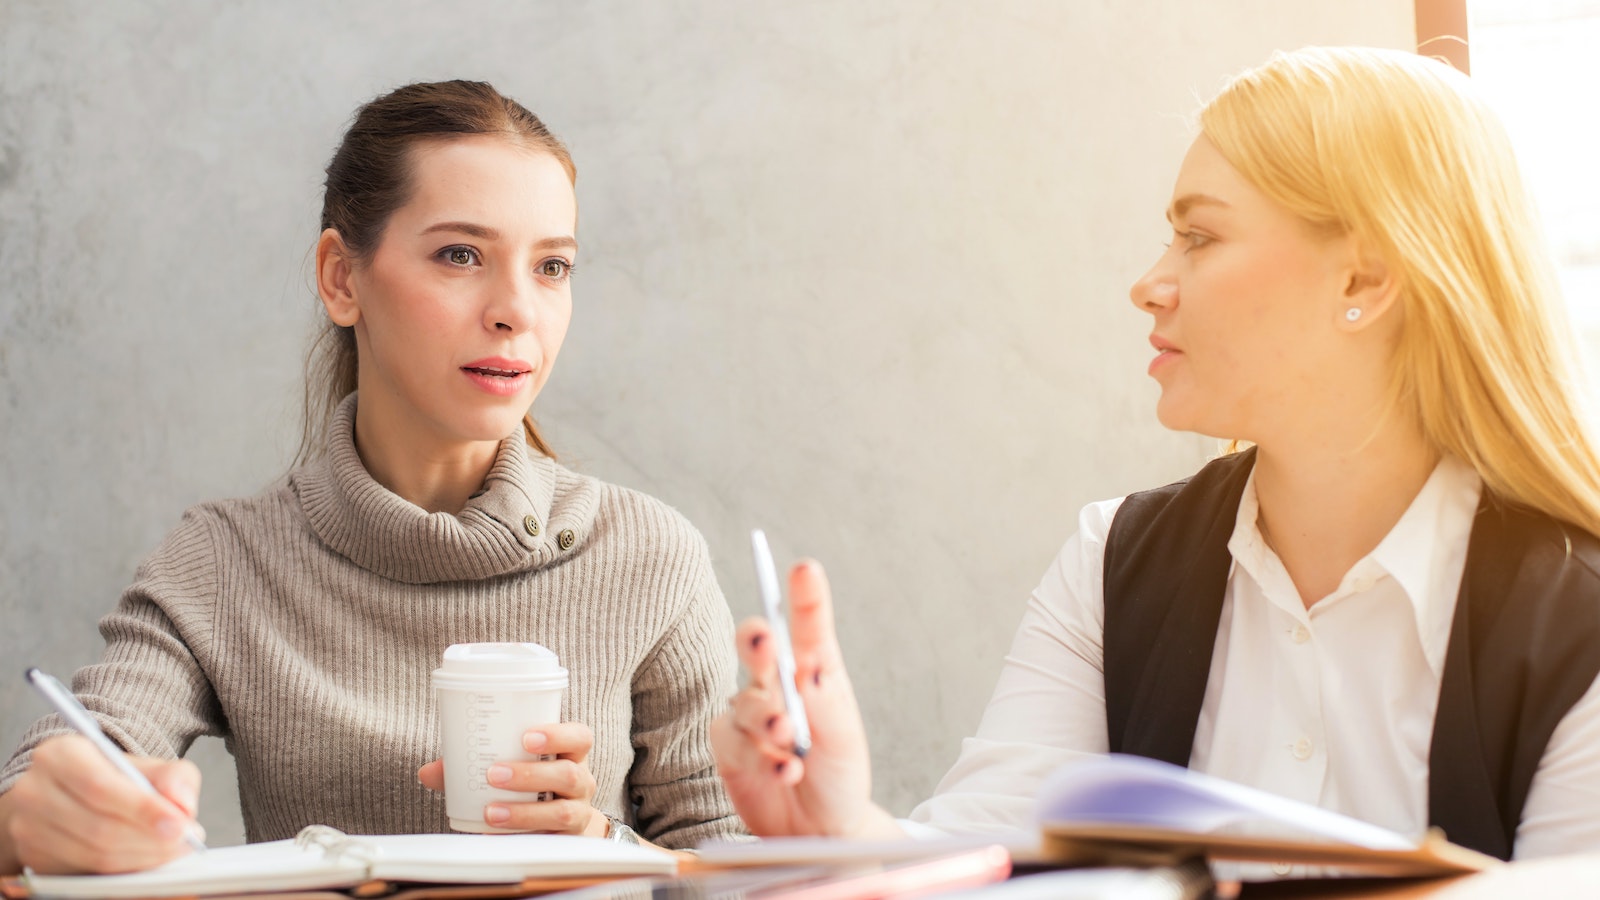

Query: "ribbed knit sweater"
(0, 395), (743, 848)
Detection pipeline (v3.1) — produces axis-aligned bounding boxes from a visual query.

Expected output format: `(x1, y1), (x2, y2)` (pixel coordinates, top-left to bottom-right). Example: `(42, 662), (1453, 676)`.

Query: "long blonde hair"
(1201, 46), (1600, 537)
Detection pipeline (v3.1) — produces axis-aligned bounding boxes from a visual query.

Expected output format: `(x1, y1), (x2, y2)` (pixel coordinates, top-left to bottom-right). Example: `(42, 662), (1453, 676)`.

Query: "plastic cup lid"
(431, 642), (569, 689)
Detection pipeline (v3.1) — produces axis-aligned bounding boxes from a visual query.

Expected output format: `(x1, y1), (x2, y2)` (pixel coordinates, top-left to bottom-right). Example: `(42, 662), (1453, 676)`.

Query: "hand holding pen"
(0, 669), (205, 875)
(709, 536), (903, 839)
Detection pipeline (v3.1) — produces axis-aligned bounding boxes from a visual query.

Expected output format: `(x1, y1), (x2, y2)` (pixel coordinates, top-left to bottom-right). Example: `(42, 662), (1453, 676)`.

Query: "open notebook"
(8, 826), (677, 900)
(1036, 754), (1499, 877)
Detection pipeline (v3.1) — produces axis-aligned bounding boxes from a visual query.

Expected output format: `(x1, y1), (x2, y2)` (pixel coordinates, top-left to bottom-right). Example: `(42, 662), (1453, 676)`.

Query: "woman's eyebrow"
(534, 236), (578, 252)
(418, 222), (576, 253)
(420, 221), (500, 239)
(1165, 194), (1230, 224)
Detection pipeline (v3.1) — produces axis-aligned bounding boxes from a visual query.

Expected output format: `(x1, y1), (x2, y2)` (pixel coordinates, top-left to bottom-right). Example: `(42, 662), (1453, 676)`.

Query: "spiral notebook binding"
(295, 825), (383, 879)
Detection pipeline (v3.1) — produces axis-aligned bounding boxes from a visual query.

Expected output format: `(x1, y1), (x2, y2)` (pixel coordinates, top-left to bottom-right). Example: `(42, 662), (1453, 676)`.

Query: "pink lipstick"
(461, 357), (534, 396)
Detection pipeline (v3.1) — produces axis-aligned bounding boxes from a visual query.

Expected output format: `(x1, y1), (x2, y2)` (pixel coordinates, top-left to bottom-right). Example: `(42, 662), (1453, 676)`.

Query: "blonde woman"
(712, 46), (1600, 861)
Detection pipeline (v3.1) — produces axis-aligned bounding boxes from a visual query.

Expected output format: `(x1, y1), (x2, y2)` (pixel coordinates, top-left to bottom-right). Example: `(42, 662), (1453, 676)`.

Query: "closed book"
(539, 845), (1013, 900)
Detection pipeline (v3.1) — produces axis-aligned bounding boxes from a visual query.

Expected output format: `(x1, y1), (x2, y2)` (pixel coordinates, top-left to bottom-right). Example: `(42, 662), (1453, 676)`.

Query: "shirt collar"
(1367, 454), (1481, 675)
(1226, 454), (1482, 676)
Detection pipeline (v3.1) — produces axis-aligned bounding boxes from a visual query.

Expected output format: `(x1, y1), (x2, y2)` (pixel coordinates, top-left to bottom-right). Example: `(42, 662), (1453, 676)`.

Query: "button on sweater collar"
(293, 394), (597, 584)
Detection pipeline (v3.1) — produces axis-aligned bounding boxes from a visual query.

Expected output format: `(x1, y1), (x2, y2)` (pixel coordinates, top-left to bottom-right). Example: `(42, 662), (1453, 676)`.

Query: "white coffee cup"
(432, 642), (569, 833)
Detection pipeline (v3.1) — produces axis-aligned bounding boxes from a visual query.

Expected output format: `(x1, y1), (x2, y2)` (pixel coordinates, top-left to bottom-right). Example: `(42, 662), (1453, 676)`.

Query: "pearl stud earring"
(1345, 307), (1363, 322)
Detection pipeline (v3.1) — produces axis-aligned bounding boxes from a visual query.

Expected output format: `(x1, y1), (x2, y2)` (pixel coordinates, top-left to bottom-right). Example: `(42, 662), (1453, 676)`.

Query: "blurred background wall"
(0, 1), (1412, 844)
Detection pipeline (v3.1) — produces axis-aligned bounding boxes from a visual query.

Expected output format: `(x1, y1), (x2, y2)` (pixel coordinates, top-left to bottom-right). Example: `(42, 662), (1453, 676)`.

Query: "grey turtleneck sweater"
(0, 396), (743, 848)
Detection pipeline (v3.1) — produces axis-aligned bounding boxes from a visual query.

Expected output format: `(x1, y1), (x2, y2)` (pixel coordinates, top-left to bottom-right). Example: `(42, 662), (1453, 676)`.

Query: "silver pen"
(24, 668), (207, 853)
(750, 529), (812, 757)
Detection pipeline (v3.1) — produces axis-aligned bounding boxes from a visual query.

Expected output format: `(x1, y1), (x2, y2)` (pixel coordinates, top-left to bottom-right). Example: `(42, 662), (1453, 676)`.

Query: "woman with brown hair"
(0, 80), (741, 874)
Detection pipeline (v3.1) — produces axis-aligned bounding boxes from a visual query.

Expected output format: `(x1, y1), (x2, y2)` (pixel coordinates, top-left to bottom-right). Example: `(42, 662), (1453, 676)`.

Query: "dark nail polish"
(751, 633), (765, 650)
(812, 671), (822, 687)
(774, 760), (786, 775)
(766, 715), (778, 731)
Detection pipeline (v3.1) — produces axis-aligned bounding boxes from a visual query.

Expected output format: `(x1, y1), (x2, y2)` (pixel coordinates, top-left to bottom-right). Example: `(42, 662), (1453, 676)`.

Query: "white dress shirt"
(907, 455), (1600, 859)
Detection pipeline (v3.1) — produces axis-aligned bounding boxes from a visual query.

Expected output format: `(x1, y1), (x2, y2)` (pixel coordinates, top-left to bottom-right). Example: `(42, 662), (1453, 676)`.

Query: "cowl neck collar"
(293, 394), (590, 584)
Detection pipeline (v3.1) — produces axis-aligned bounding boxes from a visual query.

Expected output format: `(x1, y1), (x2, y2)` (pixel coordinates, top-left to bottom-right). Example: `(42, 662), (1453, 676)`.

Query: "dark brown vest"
(1102, 448), (1600, 859)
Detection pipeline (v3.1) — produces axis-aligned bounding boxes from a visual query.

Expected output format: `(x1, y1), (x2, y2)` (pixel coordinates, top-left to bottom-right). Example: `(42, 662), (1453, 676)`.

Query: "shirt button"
(1272, 862), (1294, 876)
(523, 515), (541, 537)
(1292, 625), (1310, 644)
(557, 529), (576, 550)
(1292, 737), (1313, 761)
(1352, 576), (1376, 592)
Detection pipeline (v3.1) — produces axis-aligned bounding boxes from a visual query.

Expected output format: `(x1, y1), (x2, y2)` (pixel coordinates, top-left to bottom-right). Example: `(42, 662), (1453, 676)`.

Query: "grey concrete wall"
(0, 1), (1413, 846)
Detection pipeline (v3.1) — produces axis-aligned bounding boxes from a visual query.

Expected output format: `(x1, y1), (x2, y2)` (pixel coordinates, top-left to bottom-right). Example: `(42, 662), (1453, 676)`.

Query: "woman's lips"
(1148, 348), (1181, 376)
(1147, 337), (1180, 377)
(461, 358), (533, 396)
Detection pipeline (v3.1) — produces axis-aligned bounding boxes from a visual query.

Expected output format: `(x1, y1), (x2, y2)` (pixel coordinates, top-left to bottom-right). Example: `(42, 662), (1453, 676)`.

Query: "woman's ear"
(316, 228), (361, 328)
(1337, 241), (1400, 332)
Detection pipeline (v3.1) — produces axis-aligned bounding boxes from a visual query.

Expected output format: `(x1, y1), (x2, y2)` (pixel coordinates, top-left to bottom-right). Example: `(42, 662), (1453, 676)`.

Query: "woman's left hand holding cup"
(417, 721), (606, 837)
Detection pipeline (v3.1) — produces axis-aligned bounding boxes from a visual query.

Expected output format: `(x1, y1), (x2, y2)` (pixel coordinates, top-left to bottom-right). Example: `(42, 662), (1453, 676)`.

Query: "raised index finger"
(787, 559), (843, 673)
